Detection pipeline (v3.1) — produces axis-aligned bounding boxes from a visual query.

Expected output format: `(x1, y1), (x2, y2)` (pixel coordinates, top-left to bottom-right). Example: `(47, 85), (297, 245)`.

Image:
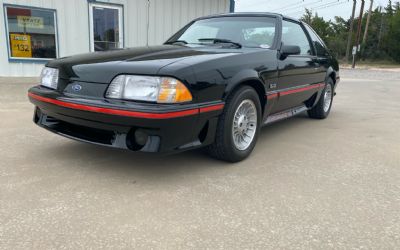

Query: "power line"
(286, 0), (348, 16)
(270, 0), (307, 12)
(310, 0), (349, 11)
(237, 0), (272, 9)
(239, 0), (324, 13)
(316, 0), (349, 10)
(277, 0), (323, 13)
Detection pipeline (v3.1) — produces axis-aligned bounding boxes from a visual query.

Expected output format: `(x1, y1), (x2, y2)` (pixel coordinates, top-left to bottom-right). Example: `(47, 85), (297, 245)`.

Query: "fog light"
(134, 129), (149, 146)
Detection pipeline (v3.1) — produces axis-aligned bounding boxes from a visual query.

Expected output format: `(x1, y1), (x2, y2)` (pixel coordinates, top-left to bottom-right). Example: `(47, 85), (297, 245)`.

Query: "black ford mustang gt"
(28, 13), (339, 162)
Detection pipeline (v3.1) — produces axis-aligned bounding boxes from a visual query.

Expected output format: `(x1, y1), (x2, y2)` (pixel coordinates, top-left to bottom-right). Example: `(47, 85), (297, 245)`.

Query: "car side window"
(304, 24), (329, 57)
(281, 20), (312, 56)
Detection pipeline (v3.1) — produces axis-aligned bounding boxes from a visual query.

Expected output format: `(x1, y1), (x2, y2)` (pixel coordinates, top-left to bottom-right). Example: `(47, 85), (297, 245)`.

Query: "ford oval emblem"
(72, 84), (82, 92)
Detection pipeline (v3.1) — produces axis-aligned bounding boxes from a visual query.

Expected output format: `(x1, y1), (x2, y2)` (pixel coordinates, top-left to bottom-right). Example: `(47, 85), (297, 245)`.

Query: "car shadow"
(43, 112), (313, 180)
(260, 113), (309, 135)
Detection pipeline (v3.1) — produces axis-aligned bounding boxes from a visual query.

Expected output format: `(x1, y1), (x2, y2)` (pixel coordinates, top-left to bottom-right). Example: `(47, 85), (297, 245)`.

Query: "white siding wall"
(147, 0), (229, 45)
(0, 0), (229, 77)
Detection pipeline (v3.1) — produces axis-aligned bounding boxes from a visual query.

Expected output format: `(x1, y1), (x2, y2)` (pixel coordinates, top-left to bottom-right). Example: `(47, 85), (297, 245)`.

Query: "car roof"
(194, 12), (300, 23)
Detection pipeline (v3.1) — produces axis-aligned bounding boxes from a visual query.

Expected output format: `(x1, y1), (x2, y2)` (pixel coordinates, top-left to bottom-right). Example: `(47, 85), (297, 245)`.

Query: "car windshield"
(169, 16), (277, 49)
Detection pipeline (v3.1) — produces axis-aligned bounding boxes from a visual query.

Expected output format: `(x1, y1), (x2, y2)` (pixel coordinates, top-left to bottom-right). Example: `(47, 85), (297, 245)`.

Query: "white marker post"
(352, 46), (357, 69)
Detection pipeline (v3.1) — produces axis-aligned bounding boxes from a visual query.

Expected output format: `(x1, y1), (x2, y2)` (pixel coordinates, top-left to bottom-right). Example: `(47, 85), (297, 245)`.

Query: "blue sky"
(235, 0), (397, 21)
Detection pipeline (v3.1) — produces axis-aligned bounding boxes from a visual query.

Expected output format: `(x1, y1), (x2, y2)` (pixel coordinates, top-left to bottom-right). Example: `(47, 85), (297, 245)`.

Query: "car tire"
(205, 86), (262, 162)
(307, 78), (334, 119)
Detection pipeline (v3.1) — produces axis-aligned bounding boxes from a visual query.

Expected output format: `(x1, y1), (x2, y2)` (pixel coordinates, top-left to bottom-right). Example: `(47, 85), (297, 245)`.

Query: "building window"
(4, 5), (58, 60)
(89, 3), (123, 51)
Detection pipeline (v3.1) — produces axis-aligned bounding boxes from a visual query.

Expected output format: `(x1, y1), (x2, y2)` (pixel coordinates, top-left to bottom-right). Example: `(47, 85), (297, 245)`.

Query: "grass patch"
(339, 59), (400, 68)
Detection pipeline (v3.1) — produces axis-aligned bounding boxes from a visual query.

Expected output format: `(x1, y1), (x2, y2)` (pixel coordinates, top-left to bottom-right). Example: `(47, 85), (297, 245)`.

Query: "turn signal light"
(157, 78), (193, 103)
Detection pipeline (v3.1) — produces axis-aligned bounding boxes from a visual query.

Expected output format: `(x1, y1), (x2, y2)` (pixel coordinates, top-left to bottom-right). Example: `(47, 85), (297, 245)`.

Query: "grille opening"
(43, 116), (116, 145)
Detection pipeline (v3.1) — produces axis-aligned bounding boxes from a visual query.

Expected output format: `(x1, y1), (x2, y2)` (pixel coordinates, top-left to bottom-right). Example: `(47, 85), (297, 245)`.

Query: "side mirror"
(280, 45), (301, 60)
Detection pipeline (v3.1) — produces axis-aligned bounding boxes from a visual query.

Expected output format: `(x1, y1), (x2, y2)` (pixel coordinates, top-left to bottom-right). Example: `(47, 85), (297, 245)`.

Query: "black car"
(28, 13), (339, 162)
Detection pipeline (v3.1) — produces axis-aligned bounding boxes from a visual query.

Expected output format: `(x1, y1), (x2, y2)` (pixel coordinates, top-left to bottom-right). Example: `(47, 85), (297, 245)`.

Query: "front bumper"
(28, 86), (224, 153)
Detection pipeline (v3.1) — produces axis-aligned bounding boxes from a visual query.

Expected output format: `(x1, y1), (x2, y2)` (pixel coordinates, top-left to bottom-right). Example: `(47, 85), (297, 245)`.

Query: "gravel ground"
(0, 68), (399, 249)
(340, 68), (400, 81)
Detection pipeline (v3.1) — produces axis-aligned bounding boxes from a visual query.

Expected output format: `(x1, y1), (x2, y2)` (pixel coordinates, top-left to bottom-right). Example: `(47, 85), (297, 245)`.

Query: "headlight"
(106, 75), (193, 103)
(40, 67), (59, 89)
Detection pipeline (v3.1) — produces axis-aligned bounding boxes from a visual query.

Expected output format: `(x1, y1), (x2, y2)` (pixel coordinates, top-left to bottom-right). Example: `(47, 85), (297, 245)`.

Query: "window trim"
(303, 22), (328, 48)
(303, 22), (330, 57)
(3, 4), (59, 62)
(88, 2), (124, 52)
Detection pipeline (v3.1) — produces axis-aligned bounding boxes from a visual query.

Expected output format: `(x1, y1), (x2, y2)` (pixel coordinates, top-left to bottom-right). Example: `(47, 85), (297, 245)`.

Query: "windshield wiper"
(165, 40), (188, 46)
(198, 38), (242, 48)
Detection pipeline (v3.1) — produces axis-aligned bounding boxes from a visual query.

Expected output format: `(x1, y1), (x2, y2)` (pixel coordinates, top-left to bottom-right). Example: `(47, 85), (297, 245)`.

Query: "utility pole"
(352, 0), (365, 68)
(346, 0), (357, 62)
(362, 0), (374, 44)
(378, 7), (384, 49)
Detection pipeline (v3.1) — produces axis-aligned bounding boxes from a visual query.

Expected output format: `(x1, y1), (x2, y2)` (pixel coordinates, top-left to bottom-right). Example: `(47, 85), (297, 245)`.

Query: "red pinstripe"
(266, 83), (325, 99)
(28, 93), (224, 119)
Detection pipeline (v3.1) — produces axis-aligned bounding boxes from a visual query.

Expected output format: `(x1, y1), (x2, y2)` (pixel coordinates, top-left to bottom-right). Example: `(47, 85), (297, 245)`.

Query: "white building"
(0, 0), (234, 76)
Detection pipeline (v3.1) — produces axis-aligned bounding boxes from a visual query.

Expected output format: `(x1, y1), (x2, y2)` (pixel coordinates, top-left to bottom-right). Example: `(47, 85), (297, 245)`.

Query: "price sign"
(10, 34), (32, 58)
(17, 16), (44, 29)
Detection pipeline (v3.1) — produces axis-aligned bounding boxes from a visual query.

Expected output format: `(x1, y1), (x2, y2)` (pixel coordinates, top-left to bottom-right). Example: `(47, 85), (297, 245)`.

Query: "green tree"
(385, 0), (394, 16)
(385, 7), (400, 61)
(301, 8), (313, 24)
(300, 5), (400, 63)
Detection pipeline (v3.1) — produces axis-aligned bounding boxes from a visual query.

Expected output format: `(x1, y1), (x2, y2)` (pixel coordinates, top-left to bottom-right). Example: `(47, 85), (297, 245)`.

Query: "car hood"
(48, 45), (241, 83)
